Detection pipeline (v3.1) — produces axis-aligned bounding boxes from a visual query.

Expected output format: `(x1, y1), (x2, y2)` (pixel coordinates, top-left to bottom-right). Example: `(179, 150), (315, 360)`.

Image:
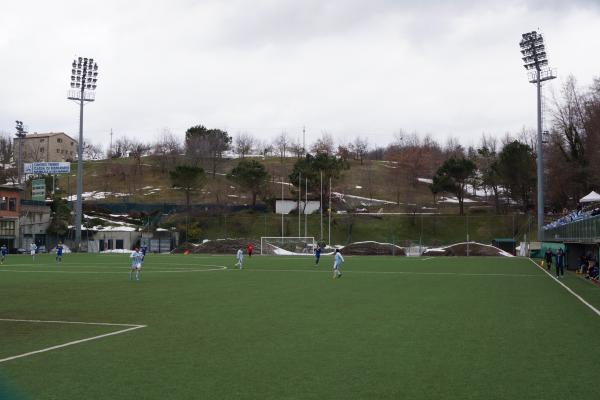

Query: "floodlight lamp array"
(70, 57), (99, 90)
(520, 31), (548, 71)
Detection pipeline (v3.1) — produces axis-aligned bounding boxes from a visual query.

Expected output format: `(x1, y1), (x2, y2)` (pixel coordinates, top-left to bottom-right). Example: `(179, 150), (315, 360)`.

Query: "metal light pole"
(67, 57), (99, 251)
(519, 31), (556, 241)
(15, 121), (26, 185)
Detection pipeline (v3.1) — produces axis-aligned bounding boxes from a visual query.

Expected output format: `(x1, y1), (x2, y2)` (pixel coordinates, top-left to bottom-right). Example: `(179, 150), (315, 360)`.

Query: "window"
(0, 221), (15, 236)
(40, 148), (45, 153)
(56, 149), (60, 153)
(116, 240), (124, 249)
(8, 198), (16, 211)
(57, 138), (63, 143)
(0, 197), (6, 211)
(40, 139), (45, 143)
(71, 142), (74, 146)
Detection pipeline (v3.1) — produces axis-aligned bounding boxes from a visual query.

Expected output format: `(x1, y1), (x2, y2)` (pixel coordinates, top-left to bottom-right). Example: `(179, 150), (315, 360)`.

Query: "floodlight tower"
(519, 31), (555, 241)
(67, 57), (99, 251)
(15, 120), (27, 185)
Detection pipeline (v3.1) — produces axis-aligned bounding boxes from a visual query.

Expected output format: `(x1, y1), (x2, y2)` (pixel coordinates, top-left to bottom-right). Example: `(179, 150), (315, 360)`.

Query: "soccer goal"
(260, 237), (316, 255)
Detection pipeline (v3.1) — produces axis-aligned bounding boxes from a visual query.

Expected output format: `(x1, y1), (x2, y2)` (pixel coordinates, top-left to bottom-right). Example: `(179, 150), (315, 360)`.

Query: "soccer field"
(1, 254), (600, 400)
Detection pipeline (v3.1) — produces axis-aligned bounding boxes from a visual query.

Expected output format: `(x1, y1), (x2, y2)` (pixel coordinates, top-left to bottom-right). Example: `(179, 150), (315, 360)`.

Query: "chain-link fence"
(181, 213), (534, 247)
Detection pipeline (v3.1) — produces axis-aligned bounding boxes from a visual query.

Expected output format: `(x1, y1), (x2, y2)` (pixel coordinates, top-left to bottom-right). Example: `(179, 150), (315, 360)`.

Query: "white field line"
(0, 319), (146, 364)
(0, 265), (227, 274)
(527, 258), (600, 318)
(243, 268), (542, 277)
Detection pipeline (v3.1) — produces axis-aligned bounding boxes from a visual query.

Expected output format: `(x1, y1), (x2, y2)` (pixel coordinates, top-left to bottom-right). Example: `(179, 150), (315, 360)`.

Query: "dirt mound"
(422, 242), (512, 257)
(342, 241), (405, 256)
(173, 239), (259, 254)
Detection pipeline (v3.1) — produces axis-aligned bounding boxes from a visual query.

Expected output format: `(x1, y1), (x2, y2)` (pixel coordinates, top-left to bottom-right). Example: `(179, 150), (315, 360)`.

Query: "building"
(14, 132), (78, 164)
(19, 200), (52, 251)
(0, 185), (22, 250)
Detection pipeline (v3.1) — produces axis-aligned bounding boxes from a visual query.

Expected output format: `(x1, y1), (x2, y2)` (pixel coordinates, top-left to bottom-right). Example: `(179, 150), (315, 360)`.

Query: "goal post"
(260, 237), (316, 255)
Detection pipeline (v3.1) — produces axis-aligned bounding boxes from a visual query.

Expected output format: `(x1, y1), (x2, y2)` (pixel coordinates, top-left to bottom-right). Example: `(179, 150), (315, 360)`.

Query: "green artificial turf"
(1, 254), (599, 400)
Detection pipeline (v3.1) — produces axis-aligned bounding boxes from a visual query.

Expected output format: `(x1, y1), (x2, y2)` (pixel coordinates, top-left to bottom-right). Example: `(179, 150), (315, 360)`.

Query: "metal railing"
(544, 214), (600, 242)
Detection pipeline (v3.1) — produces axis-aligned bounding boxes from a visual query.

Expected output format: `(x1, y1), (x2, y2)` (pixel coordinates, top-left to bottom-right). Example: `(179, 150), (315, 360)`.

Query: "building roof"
(0, 184), (23, 192)
(22, 132), (77, 143)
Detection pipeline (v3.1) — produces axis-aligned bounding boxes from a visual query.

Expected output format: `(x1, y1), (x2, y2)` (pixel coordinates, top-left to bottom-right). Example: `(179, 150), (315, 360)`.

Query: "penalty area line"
(0, 319), (147, 364)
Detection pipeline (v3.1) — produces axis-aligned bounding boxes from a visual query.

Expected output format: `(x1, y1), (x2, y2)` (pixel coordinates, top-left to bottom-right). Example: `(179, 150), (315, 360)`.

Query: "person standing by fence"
(555, 248), (565, 278)
(544, 248), (553, 271)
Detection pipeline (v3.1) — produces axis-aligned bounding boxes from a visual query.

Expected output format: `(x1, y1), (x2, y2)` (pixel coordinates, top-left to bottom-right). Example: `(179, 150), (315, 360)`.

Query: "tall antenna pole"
(281, 177), (284, 237)
(303, 126), (306, 155)
(519, 31), (556, 241)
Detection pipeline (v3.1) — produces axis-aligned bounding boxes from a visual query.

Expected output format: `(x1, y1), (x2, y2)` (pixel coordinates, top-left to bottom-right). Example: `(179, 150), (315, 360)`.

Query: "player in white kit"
(235, 248), (243, 269)
(129, 248), (143, 281)
(333, 249), (345, 279)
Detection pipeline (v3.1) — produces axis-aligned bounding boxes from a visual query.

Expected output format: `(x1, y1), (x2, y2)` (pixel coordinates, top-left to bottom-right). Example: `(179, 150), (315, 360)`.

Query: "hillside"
(55, 155), (488, 214)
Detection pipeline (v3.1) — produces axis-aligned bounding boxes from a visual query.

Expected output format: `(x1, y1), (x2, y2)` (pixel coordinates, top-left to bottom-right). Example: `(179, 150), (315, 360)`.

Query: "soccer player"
(30, 242), (37, 262)
(314, 245), (322, 265)
(247, 242), (253, 257)
(333, 248), (344, 279)
(56, 242), (64, 263)
(129, 247), (143, 281)
(0, 244), (7, 264)
(141, 245), (148, 261)
(235, 248), (244, 269)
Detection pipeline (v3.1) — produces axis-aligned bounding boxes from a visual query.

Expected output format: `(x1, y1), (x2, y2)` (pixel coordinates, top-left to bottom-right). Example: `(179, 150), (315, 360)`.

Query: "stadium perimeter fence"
(181, 213), (534, 248)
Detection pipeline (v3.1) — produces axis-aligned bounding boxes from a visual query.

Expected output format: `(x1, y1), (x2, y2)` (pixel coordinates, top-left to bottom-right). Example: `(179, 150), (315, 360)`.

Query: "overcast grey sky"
(1, 0), (599, 148)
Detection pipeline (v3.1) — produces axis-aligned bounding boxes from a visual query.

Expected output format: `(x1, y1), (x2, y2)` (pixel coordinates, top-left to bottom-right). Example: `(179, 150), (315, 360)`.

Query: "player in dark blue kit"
(314, 245), (322, 265)
(141, 245), (148, 261)
(0, 244), (7, 264)
(55, 242), (64, 263)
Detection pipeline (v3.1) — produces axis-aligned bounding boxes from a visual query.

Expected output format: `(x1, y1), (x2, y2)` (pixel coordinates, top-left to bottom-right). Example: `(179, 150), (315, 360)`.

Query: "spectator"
(544, 248), (553, 271)
(556, 248), (565, 278)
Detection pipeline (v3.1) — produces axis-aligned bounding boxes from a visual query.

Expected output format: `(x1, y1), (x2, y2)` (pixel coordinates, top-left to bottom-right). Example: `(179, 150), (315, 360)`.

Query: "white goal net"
(260, 237), (316, 255)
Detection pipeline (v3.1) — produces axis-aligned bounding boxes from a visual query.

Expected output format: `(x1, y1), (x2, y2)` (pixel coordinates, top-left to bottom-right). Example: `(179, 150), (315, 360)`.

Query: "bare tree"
(112, 137), (132, 158)
(256, 140), (274, 158)
(82, 141), (105, 160)
(153, 129), (183, 172)
(310, 132), (334, 155)
(274, 132), (290, 161)
(289, 138), (305, 158)
(234, 132), (255, 158)
(350, 136), (369, 165)
(0, 132), (13, 169)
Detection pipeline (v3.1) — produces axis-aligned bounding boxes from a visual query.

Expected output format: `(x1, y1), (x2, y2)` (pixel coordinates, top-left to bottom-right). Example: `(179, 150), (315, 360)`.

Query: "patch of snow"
(426, 242), (514, 257)
(67, 191), (128, 201)
(355, 185), (363, 189)
(417, 177), (433, 184)
(227, 194), (239, 198)
(438, 196), (477, 204)
(84, 214), (136, 227)
(332, 192), (396, 205)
